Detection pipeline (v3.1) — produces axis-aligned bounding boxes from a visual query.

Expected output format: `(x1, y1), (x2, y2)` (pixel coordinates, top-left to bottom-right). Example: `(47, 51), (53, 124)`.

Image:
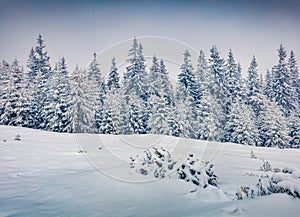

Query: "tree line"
(0, 35), (299, 148)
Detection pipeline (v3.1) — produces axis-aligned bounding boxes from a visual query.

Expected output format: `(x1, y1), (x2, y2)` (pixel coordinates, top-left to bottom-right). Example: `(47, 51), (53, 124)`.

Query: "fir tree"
(272, 45), (296, 116)
(122, 38), (149, 133)
(107, 57), (120, 92)
(287, 108), (300, 148)
(195, 50), (208, 89)
(0, 60), (10, 118)
(71, 68), (95, 133)
(0, 59), (30, 127)
(159, 59), (175, 106)
(26, 34), (52, 129)
(148, 92), (171, 135)
(259, 99), (288, 148)
(208, 46), (226, 140)
(88, 53), (106, 131)
(264, 69), (273, 100)
(246, 56), (263, 117)
(49, 57), (73, 132)
(176, 49), (199, 138)
(224, 102), (258, 146)
(123, 38), (149, 100)
(288, 50), (299, 105)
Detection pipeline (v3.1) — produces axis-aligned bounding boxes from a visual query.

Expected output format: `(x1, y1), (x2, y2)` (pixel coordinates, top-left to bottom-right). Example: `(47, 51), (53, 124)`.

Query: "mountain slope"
(0, 125), (299, 217)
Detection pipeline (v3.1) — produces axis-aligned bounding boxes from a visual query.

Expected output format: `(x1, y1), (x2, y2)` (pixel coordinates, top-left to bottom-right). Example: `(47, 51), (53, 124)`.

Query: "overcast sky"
(1, 0), (299, 76)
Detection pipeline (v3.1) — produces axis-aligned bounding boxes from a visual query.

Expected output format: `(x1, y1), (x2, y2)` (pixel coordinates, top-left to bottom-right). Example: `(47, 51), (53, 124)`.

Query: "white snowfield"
(0, 125), (299, 217)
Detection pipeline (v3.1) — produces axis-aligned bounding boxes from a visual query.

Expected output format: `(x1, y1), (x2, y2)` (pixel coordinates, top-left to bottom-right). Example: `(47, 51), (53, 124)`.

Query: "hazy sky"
(1, 0), (300, 76)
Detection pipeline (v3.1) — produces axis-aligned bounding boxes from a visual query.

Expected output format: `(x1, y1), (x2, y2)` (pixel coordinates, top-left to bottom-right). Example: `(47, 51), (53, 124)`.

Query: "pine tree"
(88, 53), (106, 131)
(177, 49), (198, 101)
(159, 59), (175, 106)
(123, 38), (149, 100)
(246, 56), (264, 117)
(149, 55), (161, 97)
(198, 89), (221, 141)
(176, 49), (199, 138)
(107, 57), (120, 92)
(49, 57), (73, 132)
(224, 102), (258, 146)
(264, 69), (273, 100)
(195, 50), (208, 89)
(148, 92), (171, 135)
(288, 50), (299, 105)
(225, 50), (242, 104)
(1, 59), (31, 126)
(208, 46), (226, 140)
(125, 93), (148, 134)
(26, 34), (52, 129)
(272, 45), (296, 116)
(287, 108), (300, 148)
(259, 99), (288, 148)
(0, 60), (10, 119)
(99, 89), (122, 135)
(71, 68), (95, 133)
(122, 38), (149, 133)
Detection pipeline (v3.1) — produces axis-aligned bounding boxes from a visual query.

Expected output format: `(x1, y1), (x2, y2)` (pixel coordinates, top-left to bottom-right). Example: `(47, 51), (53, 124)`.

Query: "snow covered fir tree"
(1, 35), (300, 149)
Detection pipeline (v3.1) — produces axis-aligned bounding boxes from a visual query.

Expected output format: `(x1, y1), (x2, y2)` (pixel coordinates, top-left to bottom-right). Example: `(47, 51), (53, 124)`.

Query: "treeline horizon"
(0, 34), (299, 149)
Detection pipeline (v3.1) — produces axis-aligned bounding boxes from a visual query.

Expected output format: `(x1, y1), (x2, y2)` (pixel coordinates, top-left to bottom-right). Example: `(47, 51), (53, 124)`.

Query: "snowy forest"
(0, 35), (299, 149)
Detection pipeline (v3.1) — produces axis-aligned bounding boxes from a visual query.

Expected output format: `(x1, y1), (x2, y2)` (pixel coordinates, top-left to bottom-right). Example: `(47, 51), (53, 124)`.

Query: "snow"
(0, 125), (300, 217)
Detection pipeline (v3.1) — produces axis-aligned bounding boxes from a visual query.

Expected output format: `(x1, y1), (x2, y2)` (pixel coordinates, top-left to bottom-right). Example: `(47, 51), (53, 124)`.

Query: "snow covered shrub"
(259, 160), (272, 172)
(129, 147), (177, 179)
(238, 167), (300, 200)
(14, 134), (21, 141)
(238, 179), (268, 199)
(129, 148), (218, 188)
(177, 155), (218, 188)
(250, 150), (257, 159)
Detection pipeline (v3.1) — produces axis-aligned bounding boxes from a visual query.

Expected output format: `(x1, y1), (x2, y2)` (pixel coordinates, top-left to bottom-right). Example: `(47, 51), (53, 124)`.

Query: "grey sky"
(0, 0), (299, 76)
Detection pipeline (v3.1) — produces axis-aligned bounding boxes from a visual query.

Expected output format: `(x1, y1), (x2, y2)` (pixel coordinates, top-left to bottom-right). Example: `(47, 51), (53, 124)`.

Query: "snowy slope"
(0, 125), (299, 217)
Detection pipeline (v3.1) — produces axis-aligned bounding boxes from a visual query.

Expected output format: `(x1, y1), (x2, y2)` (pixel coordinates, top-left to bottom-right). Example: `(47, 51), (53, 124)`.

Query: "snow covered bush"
(250, 150), (257, 159)
(14, 134), (21, 141)
(130, 148), (218, 188)
(238, 166), (300, 199)
(176, 154), (218, 188)
(259, 160), (272, 172)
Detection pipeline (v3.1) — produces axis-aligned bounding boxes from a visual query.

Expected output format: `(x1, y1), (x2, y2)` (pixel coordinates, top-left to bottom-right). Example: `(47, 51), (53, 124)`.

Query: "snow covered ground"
(0, 125), (299, 217)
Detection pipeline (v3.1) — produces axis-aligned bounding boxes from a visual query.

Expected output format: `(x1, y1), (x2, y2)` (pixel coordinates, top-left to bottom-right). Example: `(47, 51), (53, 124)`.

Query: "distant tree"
(123, 38), (149, 100)
(148, 55), (161, 97)
(288, 50), (299, 105)
(71, 68), (95, 133)
(176, 49), (199, 138)
(287, 108), (300, 148)
(224, 102), (258, 146)
(107, 57), (120, 92)
(122, 38), (149, 133)
(26, 34), (52, 129)
(0, 59), (30, 127)
(272, 45), (296, 116)
(48, 57), (73, 132)
(225, 50), (241, 103)
(259, 99), (289, 148)
(246, 56), (264, 117)
(87, 53), (106, 131)
(0, 60), (10, 118)
(195, 50), (208, 90)
(208, 46), (226, 139)
(148, 92), (171, 135)
(125, 93), (148, 134)
(264, 69), (273, 100)
(159, 59), (175, 106)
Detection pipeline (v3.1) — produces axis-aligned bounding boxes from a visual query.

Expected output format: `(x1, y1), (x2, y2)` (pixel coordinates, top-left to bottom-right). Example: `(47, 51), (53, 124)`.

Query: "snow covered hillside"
(0, 125), (299, 217)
